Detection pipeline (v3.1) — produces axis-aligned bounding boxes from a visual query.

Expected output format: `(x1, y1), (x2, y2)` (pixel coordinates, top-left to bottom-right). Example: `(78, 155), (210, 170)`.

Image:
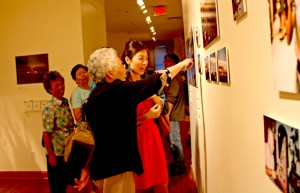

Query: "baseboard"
(0, 171), (48, 179)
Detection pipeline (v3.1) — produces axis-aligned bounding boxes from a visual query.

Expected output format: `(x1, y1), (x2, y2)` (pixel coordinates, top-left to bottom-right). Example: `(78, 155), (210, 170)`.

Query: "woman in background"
(42, 71), (75, 193)
(70, 64), (90, 122)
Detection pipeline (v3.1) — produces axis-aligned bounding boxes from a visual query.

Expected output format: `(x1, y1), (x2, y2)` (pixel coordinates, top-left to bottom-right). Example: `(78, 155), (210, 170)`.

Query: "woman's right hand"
(146, 104), (162, 119)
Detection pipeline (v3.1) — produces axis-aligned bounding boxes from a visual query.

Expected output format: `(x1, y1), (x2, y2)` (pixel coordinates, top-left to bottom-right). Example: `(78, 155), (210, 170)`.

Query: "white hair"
(87, 47), (119, 84)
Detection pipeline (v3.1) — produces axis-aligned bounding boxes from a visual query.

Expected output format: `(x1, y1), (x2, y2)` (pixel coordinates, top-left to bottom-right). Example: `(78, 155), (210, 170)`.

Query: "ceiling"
(104, 0), (184, 41)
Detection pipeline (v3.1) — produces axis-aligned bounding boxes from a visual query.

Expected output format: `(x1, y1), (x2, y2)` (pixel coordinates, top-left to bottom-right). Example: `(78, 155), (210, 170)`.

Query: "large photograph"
(200, 0), (220, 48)
(264, 115), (300, 192)
(15, 53), (49, 84)
(268, 0), (300, 93)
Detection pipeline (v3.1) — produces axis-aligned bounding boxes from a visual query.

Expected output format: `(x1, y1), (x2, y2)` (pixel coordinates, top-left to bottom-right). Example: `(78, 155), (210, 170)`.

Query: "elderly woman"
(74, 47), (193, 193)
(42, 71), (75, 193)
(70, 64), (90, 122)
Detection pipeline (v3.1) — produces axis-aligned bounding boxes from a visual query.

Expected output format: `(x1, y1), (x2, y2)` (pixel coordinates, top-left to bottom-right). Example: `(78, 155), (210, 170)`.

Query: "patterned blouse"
(42, 97), (74, 156)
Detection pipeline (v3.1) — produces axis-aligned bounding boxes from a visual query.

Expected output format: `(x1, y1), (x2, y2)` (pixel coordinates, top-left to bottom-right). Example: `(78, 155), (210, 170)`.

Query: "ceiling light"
(152, 37), (156, 41)
(143, 10), (147, 14)
(146, 16), (151, 24)
(141, 5), (145, 9)
(137, 0), (144, 6)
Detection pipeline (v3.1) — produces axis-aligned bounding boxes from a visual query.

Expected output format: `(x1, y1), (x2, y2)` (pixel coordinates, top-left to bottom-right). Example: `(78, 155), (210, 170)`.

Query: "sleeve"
(118, 73), (163, 104)
(166, 75), (180, 104)
(70, 88), (83, 109)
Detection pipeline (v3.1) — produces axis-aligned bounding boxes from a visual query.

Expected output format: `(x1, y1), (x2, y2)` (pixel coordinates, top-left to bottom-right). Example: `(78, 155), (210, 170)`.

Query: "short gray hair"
(87, 47), (119, 84)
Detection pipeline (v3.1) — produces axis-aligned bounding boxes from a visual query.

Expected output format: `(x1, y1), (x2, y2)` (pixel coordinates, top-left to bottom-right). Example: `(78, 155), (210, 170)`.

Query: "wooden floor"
(0, 121), (197, 193)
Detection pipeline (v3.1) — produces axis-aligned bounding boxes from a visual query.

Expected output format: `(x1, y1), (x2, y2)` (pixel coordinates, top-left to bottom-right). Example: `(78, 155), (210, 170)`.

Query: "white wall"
(182, 0), (300, 193)
(0, 0), (106, 171)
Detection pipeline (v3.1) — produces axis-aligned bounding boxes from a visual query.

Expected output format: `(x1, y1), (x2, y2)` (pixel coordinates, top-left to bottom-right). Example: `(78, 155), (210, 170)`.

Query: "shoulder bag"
(64, 100), (94, 168)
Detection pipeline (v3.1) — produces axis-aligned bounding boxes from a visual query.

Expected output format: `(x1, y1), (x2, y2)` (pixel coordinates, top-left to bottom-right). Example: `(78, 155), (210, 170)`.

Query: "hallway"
(0, 121), (197, 193)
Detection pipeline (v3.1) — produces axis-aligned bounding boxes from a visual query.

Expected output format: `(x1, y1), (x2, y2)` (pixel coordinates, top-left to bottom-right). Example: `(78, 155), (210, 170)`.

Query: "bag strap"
(81, 99), (88, 122)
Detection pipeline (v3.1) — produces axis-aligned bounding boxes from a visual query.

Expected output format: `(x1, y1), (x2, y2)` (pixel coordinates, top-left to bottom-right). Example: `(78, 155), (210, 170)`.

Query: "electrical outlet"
(29, 151), (36, 160)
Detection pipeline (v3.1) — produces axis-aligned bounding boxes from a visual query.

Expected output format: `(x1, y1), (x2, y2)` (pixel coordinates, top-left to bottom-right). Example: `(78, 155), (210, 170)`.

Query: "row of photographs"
(204, 47), (230, 84)
(187, 46), (230, 88)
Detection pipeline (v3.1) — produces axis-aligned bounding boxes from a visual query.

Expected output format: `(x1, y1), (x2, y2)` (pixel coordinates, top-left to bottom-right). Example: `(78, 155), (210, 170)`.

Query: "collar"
(52, 97), (68, 106)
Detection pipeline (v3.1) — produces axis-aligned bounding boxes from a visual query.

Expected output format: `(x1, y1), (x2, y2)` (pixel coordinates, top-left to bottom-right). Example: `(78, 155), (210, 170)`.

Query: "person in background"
(70, 64), (91, 123)
(121, 40), (169, 193)
(42, 71), (75, 193)
(70, 64), (95, 193)
(73, 47), (193, 193)
(163, 53), (187, 176)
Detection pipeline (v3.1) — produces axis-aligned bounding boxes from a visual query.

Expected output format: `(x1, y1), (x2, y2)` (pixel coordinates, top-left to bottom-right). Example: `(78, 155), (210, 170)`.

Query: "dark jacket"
(86, 74), (162, 180)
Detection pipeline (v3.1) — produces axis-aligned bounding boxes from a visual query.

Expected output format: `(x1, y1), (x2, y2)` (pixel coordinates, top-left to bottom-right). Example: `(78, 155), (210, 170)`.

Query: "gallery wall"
(0, 0), (106, 171)
(182, 0), (300, 193)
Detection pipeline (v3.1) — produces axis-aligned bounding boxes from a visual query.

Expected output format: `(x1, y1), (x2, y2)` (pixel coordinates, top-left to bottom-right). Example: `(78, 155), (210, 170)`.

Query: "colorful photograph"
(209, 52), (217, 82)
(205, 56), (210, 80)
(198, 53), (202, 74)
(217, 47), (230, 83)
(268, 0), (300, 93)
(200, 0), (220, 48)
(232, 0), (247, 21)
(187, 26), (197, 88)
(264, 115), (300, 193)
(15, 53), (49, 84)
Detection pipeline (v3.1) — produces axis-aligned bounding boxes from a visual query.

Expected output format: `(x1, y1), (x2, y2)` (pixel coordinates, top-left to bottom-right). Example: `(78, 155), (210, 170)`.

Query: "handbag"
(157, 114), (171, 136)
(64, 100), (94, 168)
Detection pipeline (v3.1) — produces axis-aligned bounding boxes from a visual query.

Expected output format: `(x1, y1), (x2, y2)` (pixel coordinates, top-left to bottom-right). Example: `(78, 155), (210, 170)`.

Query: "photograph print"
(264, 115), (300, 193)
(200, 0), (220, 48)
(268, 0), (300, 93)
(231, 0), (247, 21)
(187, 26), (197, 88)
(217, 47), (230, 83)
(205, 56), (210, 80)
(16, 53), (49, 84)
(209, 52), (218, 82)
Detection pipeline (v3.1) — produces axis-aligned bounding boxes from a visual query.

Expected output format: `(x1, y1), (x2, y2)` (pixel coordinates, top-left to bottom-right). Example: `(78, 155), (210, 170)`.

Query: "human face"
(50, 78), (65, 100)
(129, 49), (149, 76)
(111, 57), (127, 81)
(164, 56), (175, 68)
(75, 67), (89, 86)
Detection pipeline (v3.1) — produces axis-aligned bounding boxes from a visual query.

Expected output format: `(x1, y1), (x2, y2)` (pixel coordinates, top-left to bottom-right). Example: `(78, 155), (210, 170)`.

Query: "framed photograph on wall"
(187, 26), (197, 88)
(263, 115), (300, 192)
(16, 53), (49, 85)
(231, 0), (247, 21)
(268, 0), (300, 93)
(217, 47), (230, 83)
(205, 56), (210, 80)
(195, 26), (201, 48)
(209, 52), (218, 82)
(197, 53), (202, 74)
(200, 0), (220, 48)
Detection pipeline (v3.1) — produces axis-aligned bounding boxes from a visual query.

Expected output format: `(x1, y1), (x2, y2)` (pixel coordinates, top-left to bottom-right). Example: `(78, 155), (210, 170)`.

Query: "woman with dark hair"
(42, 71), (75, 193)
(70, 64), (90, 122)
(121, 40), (169, 193)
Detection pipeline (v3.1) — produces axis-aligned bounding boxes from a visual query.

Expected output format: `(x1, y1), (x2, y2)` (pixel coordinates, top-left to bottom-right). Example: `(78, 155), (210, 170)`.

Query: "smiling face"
(128, 49), (149, 77)
(50, 77), (65, 100)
